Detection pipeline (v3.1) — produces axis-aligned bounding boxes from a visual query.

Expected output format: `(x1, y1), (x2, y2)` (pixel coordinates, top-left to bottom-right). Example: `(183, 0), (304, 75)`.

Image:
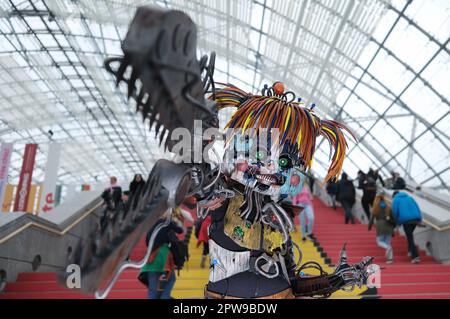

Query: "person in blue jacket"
(392, 191), (422, 263)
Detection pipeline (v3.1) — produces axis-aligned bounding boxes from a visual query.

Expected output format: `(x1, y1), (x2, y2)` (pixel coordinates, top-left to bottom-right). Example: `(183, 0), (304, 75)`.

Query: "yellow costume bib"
(223, 194), (285, 253)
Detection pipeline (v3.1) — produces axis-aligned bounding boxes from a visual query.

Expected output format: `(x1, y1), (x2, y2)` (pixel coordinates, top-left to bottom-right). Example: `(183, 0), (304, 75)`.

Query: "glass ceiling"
(0, 0), (448, 193)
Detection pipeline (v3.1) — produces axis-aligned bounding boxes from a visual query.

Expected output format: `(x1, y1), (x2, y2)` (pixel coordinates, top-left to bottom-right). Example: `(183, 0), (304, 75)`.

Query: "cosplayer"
(197, 83), (371, 298)
(66, 6), (375, 299)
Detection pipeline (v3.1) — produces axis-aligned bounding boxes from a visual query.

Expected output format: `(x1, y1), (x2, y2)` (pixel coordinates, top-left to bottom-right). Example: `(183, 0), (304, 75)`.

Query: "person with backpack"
(326, 179), (338, 210)
(368, 192), (396, 263)
(361, 169), (377, 222)
(101, 176), (122, 210)
(392, 191), (423, 264)
(140, 211), (184, 299)
(336, 172), (356, 224)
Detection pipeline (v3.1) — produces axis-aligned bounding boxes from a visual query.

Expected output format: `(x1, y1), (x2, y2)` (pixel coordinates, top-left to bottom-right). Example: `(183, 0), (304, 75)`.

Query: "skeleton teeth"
(255, 174), (276, 185)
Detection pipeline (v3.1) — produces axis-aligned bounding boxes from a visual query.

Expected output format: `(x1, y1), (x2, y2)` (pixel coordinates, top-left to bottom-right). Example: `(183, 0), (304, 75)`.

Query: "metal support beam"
(405, 117), (417, 179)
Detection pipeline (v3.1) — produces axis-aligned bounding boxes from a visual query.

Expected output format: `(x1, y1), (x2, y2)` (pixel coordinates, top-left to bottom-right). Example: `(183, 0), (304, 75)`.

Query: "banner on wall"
(26, 185), (38, 213)
(39, 143), (62, 213)
(1, 184), (14, 212)
(14, 144), (38, 212)
(0, 143), (13, 210)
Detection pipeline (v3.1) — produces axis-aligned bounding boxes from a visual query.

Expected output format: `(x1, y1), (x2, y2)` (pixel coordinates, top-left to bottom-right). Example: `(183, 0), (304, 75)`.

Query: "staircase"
(0, 230), (204, 299)
(313, 198), (450, 299)
(2, 197), (450, 299)
(0, 212), (367, 299)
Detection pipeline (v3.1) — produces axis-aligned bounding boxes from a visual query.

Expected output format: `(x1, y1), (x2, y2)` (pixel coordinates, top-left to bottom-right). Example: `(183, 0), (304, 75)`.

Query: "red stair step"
(311, 197), (450, 299)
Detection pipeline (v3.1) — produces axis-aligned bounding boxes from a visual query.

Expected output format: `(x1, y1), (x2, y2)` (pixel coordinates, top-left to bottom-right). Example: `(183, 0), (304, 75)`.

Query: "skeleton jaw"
(231, 169), (281, 196)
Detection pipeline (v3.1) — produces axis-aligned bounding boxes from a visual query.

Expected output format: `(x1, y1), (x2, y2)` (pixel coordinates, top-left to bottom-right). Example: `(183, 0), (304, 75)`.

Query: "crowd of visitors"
(324, 168), (423, 264)
(97, 167), (423, 299)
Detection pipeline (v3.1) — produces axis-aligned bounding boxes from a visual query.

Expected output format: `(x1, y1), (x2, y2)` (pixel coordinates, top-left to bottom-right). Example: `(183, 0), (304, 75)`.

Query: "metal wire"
(292, 241), (303, 269)
(254, 254), (279, 279)
(202, 146), (223, 191)
(273, 202), (295, 232)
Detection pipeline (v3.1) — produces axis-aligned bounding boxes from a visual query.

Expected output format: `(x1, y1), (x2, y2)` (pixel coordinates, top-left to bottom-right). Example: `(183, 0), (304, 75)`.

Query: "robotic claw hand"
(333, 243), (375, 292)
(292, 243), (375, 298)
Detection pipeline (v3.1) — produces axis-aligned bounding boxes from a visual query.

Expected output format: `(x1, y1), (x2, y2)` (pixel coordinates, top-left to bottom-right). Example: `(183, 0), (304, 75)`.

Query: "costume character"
(197, 82), (372, 298)
(60, 7), (375, 299)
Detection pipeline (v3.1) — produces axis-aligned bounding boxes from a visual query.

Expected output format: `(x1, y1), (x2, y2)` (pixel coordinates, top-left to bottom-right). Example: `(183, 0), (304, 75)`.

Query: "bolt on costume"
(64, 6), (375, 299)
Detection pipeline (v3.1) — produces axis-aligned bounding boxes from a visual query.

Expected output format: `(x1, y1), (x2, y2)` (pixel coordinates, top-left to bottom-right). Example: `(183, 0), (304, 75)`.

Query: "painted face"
(224, 134), (306, 197)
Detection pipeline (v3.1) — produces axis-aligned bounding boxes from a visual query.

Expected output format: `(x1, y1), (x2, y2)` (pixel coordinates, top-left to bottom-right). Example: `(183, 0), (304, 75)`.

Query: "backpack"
(365, 176), (377, 192)
(168, 231), (189, 272)
(377, 198), (396, 227)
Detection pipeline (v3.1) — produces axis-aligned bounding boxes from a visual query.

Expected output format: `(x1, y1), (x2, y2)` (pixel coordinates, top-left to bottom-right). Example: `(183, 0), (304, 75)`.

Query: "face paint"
(279, 168), (306, 197)
(225, 134), (306, 197)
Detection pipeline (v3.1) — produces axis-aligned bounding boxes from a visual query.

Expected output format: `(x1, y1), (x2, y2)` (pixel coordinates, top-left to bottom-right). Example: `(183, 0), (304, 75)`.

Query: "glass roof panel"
(0, 0), (448, 193)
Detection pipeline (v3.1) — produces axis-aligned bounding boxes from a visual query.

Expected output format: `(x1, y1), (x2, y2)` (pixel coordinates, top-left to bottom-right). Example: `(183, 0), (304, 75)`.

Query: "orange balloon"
(273, 82), (285, 95)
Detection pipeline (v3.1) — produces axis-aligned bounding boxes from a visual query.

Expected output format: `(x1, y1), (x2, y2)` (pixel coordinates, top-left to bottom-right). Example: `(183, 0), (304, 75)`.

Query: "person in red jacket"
(197, 215), (212, 268)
